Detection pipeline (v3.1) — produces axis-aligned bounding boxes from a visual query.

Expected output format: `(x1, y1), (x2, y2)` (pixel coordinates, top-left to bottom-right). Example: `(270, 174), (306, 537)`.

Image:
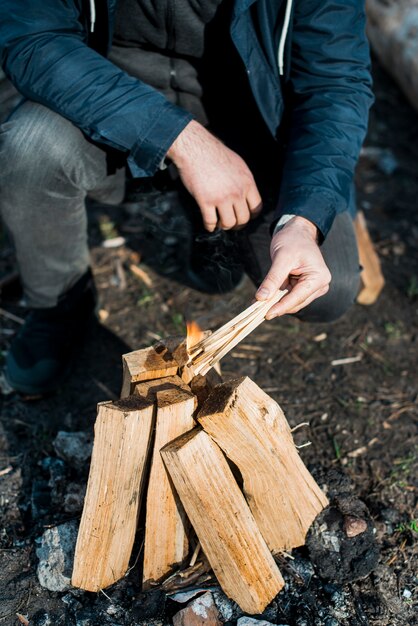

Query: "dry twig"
(184, 292), (287, 377)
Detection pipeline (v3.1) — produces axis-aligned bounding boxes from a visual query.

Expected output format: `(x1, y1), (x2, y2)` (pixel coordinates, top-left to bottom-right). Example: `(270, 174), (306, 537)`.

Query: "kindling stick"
(184, 291), (287, 378)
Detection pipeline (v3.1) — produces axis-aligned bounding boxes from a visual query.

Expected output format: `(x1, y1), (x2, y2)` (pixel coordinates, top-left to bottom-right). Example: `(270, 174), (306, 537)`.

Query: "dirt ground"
(0, 59), (417, 626)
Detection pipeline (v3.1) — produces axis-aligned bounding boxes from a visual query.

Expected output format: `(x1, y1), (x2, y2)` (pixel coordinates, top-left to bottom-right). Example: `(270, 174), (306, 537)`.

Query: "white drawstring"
(89, 0), (96, 32)
(278, 0), (293, 76)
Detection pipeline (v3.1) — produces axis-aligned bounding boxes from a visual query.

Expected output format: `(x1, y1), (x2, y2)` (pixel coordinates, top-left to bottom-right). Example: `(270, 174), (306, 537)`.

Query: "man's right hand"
(167, 120), (262, 231)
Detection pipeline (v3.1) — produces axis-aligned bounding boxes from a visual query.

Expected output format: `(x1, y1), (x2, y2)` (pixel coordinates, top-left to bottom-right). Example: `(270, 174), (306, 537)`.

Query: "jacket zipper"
(166, 0), (175, 51)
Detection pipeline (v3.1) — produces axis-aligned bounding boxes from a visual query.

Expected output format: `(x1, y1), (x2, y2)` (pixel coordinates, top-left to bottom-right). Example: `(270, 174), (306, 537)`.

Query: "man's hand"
(167, 120), (262, 231)
(256, 216), (331, 319)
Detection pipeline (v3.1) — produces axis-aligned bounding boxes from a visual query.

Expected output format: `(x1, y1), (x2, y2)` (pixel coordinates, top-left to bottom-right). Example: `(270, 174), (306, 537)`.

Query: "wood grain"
(161, 428), (284, 614)
(142, 387), (196, 589)
(121, 346), (179, 397)
(198, 377), (328, 553)
(72, 396), (155, 591)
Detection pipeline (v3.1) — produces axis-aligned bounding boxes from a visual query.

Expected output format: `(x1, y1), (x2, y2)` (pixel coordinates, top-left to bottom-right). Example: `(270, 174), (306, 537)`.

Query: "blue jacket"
(0, 0), (373, 237)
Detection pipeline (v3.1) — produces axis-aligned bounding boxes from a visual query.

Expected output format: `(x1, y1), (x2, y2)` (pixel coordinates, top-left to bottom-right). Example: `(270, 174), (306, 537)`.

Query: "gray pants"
(0, 100), (360, 321)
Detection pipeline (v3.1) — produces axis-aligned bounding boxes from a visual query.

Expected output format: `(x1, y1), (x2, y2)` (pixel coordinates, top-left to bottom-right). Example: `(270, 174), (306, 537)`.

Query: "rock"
(173, 592), (222, 626)
(211, 587), (243, 622)
(36, 521), (78, 591)
(306, 469), (379, 583)
(32, 613), (54, 626)
(169, 588), (211, 604)
(64, 482), (86, 514)
(41, 456), (67, 498)
(75, 614), (94, 626)
(53, 431), (93, 469)
(31, 479), (51, 519)
(61, 592), (83, 612)
(343, 516), (368, 538)
(237, 619), (282, 626)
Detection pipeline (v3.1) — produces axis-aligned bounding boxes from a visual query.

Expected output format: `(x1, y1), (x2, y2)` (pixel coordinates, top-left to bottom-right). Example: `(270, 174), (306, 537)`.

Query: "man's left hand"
(256, 216), (331, 319)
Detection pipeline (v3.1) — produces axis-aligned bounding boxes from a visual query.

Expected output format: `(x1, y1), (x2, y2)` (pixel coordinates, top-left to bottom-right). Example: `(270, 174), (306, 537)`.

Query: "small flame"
(186, 319), (205, 353)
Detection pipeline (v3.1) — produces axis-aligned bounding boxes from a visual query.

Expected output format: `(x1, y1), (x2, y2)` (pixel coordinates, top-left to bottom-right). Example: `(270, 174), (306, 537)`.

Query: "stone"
(32, 613), (54, 626)
(173, 592), (222, 626)
(53, 431), (93, 468)
(61, 592), (83, 612)
(343, 516), (368, 538)
(41, 457), (67, 503)
(31, 479), (51, 519)
(211, 588), (243, 622)
(307, 499), (379, 583)
(237, 617), (280, 626)
(64, 482), (86, 514)
(36, 521), (78, 591)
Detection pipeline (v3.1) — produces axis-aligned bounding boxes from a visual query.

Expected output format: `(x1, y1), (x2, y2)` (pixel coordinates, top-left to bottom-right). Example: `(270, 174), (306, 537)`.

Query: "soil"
(0, 58), (417, 625)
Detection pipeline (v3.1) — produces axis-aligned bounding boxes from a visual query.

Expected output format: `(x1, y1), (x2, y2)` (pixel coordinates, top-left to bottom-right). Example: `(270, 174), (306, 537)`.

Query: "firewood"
(198, 377), (328, 553)
(121, 346), (179, 397)
(72, 396), (155, 591)
(189, 369), (222, 406)
(154, 336), (190, 367)
(161, 428), (284, 614)
(133, 374), (192, 400)
(142, 387), (197, 589)
(355, 211), (385, 305)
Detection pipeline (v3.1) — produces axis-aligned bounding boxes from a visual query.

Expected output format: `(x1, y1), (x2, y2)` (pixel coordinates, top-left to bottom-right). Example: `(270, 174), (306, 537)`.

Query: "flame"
(186, 319), (205, 353)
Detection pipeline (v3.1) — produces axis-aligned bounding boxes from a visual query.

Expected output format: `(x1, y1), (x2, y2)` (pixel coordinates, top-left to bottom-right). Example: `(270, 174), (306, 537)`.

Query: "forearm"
(276, 0), (374, 239)
(0, 1), (192, 177)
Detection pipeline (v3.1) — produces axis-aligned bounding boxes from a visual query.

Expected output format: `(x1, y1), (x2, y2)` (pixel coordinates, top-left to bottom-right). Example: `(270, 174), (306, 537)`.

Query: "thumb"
(256, 263), (289, 301)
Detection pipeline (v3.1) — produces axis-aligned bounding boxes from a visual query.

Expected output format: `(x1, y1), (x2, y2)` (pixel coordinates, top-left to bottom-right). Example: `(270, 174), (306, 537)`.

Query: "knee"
(0, 102), (84, 186)
(296, 266), (361, 323)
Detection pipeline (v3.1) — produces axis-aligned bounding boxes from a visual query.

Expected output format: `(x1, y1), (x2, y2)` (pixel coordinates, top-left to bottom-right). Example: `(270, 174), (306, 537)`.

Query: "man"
(0, 0), (373, 395)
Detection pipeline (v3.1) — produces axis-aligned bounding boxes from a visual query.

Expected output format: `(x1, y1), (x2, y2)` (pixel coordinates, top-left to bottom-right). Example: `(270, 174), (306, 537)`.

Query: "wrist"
(281, 215), (319, 242)
(167, 120), (204, 166)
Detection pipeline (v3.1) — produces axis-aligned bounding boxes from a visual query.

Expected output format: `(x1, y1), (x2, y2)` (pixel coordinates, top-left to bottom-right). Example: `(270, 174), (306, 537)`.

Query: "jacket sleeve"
(0, 0), (193, 177)
(275, 0), (374, 238)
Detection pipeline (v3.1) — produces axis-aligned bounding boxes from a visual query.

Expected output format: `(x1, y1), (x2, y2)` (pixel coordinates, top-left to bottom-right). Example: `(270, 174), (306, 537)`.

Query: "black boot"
(5, 270), (96, 395)
(186, 229), (244, 294)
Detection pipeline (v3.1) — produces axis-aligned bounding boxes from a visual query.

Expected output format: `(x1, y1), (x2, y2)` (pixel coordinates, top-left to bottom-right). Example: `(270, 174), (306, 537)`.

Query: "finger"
(267, 277), (322, 315)
(255, 257), (291, 301)
(266, 280), (329, 319)
(246, 185), (263, 217)
(266, 285), (328, 319)
(217, 203), (237, 230)
(233, 201), (251, 228)
(200, 205), (218, 232)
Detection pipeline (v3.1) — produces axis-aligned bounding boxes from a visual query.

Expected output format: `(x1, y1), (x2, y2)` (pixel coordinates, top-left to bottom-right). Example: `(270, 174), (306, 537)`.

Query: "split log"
(133, 374), (192, 400)
(121, 346), (179, 397)
(154, 336), (190, 367)
(161, 428), (284, 614)
(366, 0), (418, 112)
(198, 377), (328, 554)
(72, 396), (155, 591)
(189, 369), (223, 406)
(142, 386), (197, 589)
(355, 210), (385, 305)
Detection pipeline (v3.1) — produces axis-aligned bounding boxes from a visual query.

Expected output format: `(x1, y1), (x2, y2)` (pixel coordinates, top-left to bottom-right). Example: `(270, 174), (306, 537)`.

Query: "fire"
(186, 319), (205, 353)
